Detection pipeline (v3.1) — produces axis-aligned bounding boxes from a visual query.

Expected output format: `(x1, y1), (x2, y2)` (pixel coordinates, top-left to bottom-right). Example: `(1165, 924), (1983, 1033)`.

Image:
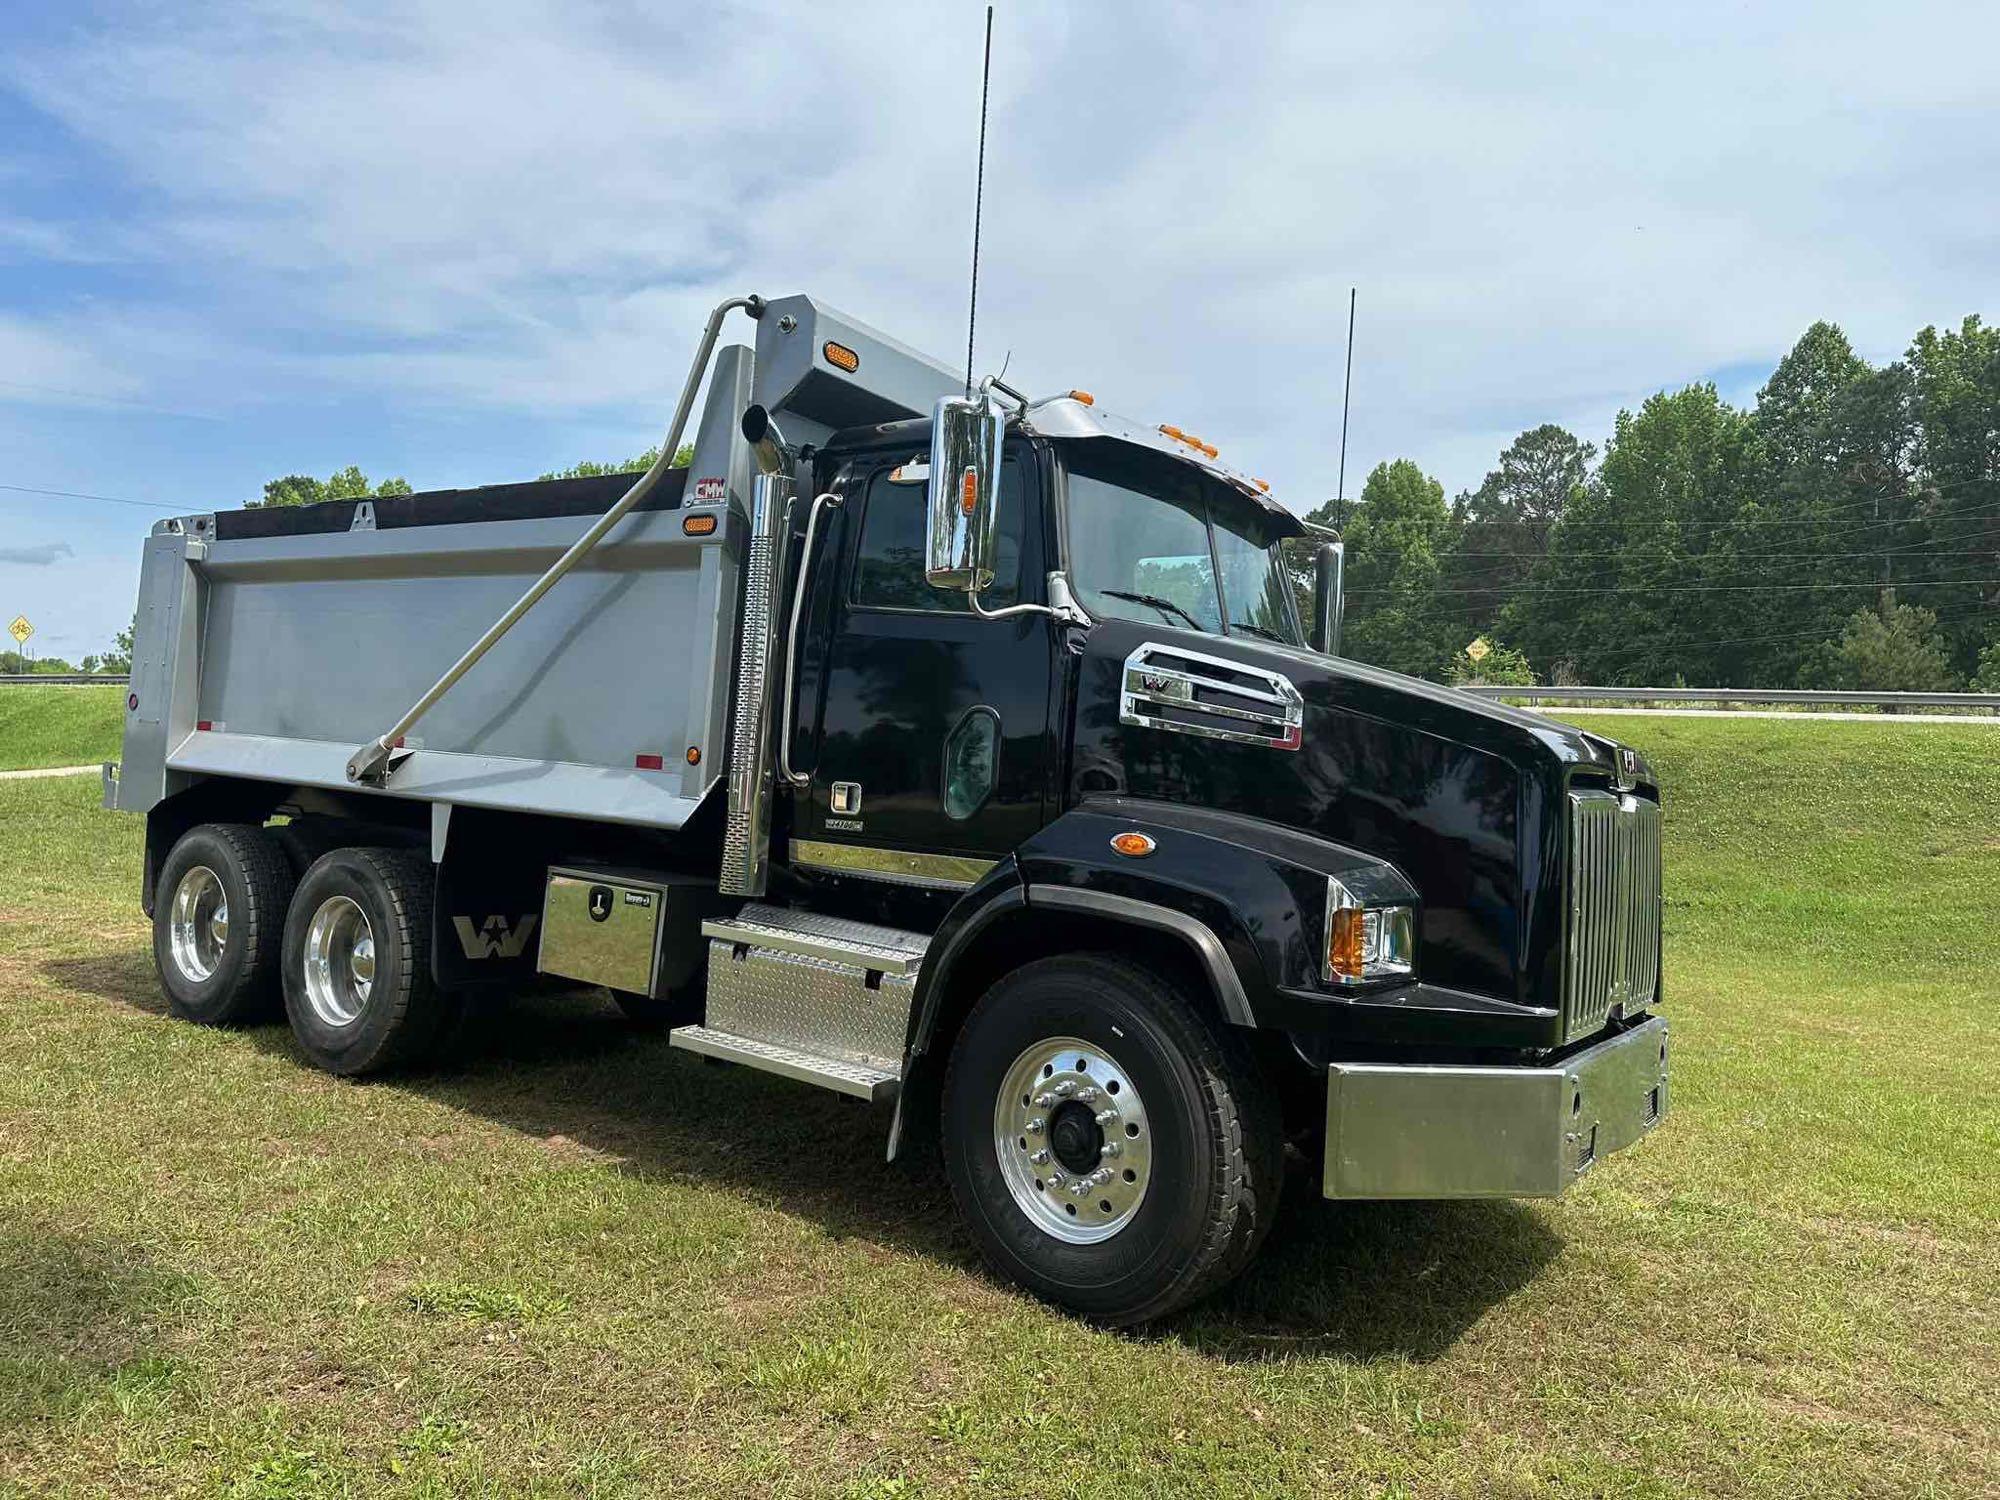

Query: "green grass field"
(0, 686), (124, 772)
(0, 716), (1994, 1497)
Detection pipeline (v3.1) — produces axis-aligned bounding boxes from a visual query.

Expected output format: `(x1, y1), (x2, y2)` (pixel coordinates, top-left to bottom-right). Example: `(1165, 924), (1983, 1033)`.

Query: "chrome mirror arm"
(967, 569), (1091, 626)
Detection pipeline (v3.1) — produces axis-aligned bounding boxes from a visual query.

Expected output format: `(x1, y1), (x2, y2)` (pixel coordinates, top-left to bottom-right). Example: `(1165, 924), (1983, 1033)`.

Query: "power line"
(1350, 575), (2000, 598)
(1400, 527), (2000, 563)
(1418, 475), (2000, 531)
(1574, 602), (1997, 664)
(0, 481), (185, 513)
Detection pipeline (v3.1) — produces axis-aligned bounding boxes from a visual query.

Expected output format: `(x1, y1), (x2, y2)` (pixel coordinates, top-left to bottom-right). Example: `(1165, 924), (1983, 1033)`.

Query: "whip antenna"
(965, 4), (994, 397)
(1336, 286), (1356, 529)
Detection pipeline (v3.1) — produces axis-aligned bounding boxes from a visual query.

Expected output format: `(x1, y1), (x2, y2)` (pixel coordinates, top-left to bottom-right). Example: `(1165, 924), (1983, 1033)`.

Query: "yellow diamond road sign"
(7, 616), (31, 645)
(1466, 636), (1491, 663)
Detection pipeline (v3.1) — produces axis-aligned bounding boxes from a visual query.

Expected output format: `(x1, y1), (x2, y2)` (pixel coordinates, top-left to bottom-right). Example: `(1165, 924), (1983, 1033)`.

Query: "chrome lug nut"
(1030, 1149), (1051, 1165)
(1099, 1141), (1121, 1159)
(1074, 1086), (1099, 1103)
(1053, 1080), (1076, 1097)
(1094, 1108), (1118, 1126)
(1026, 1117), (1046, 1134)
(1034, 1092), (1057, 1109)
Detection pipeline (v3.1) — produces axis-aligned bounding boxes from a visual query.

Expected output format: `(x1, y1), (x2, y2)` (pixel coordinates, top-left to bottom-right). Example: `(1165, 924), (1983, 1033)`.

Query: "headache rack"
(1563, 787), (1663, 1042)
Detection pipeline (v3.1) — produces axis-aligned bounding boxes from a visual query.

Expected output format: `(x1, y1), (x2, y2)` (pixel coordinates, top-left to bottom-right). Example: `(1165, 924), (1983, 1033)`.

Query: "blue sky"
(2, 0), (1994, 660)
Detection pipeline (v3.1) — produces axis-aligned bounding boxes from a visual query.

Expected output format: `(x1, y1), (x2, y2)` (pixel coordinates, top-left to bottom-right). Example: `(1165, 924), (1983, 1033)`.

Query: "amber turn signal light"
(1326, 906), (1367, 981)
(1110, 831), (1156, 858)
(823, 340), (860, 372)
(960, 468), (979, 516)
(682, 513), (717, 536)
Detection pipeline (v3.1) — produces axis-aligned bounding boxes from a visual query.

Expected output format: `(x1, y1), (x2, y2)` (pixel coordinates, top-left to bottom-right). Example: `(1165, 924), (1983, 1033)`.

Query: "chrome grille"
(1119, 642), (1304, 751)
(1564, 790), (1662, 1042)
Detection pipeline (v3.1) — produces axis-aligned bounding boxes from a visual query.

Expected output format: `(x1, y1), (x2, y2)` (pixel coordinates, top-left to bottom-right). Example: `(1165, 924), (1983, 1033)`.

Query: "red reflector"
(196, 720), (213, 732)
(635, 753), (665, 771)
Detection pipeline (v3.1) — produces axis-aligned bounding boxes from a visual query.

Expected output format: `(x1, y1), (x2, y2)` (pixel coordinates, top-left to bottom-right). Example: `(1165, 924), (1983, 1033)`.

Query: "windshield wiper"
(1101, 590), (1206, 632)
(1229, 621), (1290, 644)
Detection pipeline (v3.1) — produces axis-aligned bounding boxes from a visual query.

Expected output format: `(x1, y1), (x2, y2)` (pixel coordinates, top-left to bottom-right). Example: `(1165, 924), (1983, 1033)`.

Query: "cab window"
(851, 457), (1025, 612)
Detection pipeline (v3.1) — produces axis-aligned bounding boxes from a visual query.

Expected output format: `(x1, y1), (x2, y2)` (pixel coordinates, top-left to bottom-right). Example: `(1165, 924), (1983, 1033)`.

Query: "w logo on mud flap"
(452, 914), (540, 960)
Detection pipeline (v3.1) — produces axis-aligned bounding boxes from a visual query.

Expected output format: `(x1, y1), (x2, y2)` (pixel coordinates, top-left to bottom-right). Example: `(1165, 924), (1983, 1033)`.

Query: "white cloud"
(2, 0), (1995, 504)
(0, 541), (74, 565)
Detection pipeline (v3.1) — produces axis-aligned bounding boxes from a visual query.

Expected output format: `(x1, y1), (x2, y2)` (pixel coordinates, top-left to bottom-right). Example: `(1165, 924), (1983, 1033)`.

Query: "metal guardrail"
(1461, 685), (2000, 710)
(0, 674), (131, 687)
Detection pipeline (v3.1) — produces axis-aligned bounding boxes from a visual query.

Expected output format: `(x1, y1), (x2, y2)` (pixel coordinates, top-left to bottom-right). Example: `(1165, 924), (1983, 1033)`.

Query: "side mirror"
(925, 389), (1004, 593)
(1311, 541), (1344, 655)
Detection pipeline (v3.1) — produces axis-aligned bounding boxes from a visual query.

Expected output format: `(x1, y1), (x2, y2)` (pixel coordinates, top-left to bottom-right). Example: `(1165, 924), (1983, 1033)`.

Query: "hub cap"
(302, 895), (375, 1028)
(994, 1036), (1152, 1244)
(168, 866), (228, 983)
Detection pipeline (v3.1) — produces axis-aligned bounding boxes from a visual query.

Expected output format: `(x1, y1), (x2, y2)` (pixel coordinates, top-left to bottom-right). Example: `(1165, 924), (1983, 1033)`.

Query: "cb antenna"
(965, 4), (994, 398)
(1335, 286), (1356, 529)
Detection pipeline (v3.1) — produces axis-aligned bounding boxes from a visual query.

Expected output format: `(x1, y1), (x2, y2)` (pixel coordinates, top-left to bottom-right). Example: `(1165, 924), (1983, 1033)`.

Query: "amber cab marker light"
(685, 746), (701, 766)
(1110, 831), (1157, 858)
(682, 513), (717, 536)
(1327, 906), (1366, 981)
(1068, 389), (1095, 406)
(823, 340), (860, 373)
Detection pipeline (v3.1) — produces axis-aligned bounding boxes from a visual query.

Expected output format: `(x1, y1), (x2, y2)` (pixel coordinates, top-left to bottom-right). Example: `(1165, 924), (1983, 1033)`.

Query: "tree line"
(1306, 316), (2000, 692)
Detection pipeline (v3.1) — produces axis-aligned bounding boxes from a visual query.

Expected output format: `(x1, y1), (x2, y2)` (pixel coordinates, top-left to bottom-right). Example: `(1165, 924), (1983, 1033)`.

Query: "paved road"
(1553, 708), (1999, 724)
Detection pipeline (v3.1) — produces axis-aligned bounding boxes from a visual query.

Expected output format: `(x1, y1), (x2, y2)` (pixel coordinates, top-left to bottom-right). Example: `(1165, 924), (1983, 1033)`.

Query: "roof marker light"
(1068, 390), (1095, 406)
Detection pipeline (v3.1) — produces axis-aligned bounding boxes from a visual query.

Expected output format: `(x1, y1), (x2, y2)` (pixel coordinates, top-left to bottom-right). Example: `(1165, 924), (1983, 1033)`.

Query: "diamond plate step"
(702, 902), (930, 976)
(669, 1025), (899, 1102)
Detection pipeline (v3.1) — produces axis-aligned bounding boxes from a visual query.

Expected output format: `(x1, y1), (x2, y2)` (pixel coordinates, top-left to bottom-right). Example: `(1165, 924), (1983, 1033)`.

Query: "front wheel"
(940, 954), (1280, 1325)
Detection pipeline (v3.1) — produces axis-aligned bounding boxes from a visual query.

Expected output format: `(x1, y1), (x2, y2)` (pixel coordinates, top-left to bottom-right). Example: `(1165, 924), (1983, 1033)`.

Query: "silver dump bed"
(112, 294), (963, 833)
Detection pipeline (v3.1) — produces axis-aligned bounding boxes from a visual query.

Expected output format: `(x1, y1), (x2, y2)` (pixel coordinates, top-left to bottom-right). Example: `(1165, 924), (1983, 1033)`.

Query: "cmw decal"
(453, 914), (539, 960)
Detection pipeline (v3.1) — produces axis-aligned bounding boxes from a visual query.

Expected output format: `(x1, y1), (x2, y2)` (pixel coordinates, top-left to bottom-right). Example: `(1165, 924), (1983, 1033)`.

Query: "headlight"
(1324, 877), (1415, 985)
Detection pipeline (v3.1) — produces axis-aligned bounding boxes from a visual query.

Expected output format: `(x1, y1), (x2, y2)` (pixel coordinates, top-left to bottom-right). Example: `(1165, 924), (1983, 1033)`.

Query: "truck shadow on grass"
(49, 958), (1559, 1362)
(409, 988), (1562, 1362)
(0, 1213), (191, 1429)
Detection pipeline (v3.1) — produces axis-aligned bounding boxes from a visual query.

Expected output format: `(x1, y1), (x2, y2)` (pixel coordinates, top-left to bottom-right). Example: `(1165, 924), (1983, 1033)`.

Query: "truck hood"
(1067, 620), (1647, 1011)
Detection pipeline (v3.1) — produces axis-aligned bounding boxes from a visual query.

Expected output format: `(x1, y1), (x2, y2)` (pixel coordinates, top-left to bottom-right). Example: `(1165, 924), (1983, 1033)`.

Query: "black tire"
(281, 847), (452, 1076)
(272, 817), (347, 881)
(940, 953), (1281, 1325)
(152, 823), (294, 1025)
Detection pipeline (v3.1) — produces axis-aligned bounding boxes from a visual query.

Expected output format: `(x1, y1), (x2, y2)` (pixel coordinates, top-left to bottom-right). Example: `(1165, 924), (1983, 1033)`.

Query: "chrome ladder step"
(670, 904), (931, 1102)
(700, 903), (930, 975)
(669, 1025), (900, 1102)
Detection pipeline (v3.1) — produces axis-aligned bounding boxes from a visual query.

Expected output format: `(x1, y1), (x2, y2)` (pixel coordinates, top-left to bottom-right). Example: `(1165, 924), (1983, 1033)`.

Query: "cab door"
(787, 444), (1054, 888)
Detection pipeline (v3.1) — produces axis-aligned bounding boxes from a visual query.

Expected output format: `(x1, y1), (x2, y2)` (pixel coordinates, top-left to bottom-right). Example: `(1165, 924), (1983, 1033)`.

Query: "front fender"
(1013, 797), (1419, 1025)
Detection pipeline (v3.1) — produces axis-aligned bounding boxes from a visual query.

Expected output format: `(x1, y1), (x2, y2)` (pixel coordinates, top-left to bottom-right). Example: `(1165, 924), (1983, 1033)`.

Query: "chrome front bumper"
(1323, 1014), (1669, 1199)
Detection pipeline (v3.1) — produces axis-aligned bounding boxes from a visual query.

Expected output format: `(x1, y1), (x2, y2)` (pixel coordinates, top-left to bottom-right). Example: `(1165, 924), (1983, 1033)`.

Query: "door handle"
(779, 491), (842, 789)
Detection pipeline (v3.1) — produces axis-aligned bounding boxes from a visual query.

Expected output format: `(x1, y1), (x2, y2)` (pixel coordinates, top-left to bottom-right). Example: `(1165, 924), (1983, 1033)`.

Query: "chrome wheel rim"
(303, 895), (375, 1028)
(168, 866), (229, 983)
(994, 1035), (1152, 1244)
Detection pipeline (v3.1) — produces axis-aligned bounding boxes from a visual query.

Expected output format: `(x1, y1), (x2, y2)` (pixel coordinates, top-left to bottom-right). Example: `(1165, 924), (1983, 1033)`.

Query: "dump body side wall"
(116, 346), (759, 832)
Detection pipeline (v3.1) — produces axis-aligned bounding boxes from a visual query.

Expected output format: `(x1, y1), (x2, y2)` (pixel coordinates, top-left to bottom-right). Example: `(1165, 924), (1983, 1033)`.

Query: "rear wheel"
(152, 823), (293, 1025)
(282, 847), (455, 1076)
(940, 953), (1280, 1325)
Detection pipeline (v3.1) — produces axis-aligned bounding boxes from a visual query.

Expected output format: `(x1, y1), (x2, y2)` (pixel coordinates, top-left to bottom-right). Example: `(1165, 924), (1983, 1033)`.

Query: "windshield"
(1062, 444), (1304, 645)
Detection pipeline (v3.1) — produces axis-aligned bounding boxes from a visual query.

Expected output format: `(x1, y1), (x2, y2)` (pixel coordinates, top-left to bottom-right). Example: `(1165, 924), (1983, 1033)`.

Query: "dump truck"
(107, 293), (1668, 1323)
